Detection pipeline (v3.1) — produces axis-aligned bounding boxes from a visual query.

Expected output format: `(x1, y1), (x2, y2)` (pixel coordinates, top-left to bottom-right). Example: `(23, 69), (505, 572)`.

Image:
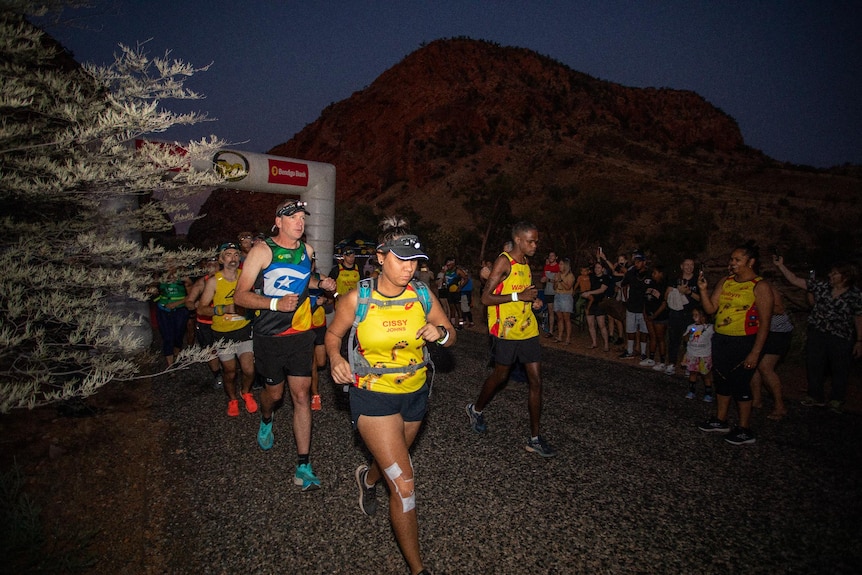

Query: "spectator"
(582, 262), (613, 351)
(542, 251), (560, 338)
(665, 258), (701, 375)
(750, 280), (792, 420)
(697, 241), (773, 445)
(642, 264), (669, 370)
(683, 307), (715, 402)
(619, 251), (650, 360)
(553, 258), (575, 344)
(773, 256), (862, 413)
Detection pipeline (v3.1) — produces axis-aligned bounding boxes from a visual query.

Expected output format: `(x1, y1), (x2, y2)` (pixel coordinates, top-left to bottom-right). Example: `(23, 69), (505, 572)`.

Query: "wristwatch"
(436, 326), (450, 345)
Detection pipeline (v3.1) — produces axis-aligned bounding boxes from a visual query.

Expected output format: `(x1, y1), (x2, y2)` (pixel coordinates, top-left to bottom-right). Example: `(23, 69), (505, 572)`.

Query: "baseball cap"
(276, 200), (310, 217)
(218, 242), (241, 254)
(343, 248), (355, 256)
(633, 251), (646, 261)
(377, 235), (428, 261)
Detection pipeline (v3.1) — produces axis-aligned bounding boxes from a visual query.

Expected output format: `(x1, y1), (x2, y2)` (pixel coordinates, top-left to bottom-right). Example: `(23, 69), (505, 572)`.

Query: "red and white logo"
(268, 159), (309, 186)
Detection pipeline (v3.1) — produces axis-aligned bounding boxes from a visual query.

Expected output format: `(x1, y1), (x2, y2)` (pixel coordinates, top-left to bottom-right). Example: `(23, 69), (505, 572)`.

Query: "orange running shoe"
(227, 399), (240, 417)
(241, 393), (258, 414)
(311, 394), (322, 411)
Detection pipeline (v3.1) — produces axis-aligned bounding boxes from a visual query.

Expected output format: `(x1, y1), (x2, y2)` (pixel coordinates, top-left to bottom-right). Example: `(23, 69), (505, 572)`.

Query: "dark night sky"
(40, 0), (861, 168)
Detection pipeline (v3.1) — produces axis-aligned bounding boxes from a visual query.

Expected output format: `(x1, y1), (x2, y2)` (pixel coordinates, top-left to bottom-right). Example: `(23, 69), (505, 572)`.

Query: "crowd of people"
(148, 204), (861, 574)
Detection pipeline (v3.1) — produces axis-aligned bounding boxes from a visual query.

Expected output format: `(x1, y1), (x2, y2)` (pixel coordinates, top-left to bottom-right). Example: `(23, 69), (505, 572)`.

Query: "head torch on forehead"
(276, 200), (310, 217)
(377, 234), (428, 260)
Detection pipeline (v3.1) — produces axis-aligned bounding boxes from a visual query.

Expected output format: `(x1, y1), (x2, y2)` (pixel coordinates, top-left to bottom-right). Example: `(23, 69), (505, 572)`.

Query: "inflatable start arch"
(196, 149), (337, 268)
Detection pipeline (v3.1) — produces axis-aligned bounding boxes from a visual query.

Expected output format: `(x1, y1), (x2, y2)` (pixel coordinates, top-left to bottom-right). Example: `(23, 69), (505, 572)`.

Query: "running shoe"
(703, 394), (714, 403)
(652, 362), (665, 371)
(685, 391), (695, 400)
(639, 358), (656, 367)
(725, 427), (756, 445)
(311, 394), (322, 411)
(664, 364), (676, 376)
(801, 396), (826, 407)
(213, 372), (224, 389)
(466, 403), (487, 433)
(697, 418), (729, 433)
(354, 464), (378, 516)
(619, 351), (636, 359)
(241, 392), (258, 414)
(525, 435), (557, 458)
(294, 463), (321, 491)
(257, 419), (274, 451)
(227, 399), (240, 417)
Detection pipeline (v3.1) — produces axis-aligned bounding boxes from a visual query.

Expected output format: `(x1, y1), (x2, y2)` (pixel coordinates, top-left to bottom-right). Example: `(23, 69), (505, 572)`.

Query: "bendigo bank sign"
(268, 159), (309, 186)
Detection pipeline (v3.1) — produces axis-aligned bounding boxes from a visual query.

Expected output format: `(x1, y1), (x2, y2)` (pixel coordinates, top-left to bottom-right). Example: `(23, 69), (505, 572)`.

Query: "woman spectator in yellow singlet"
(697, 241), (773, 445)
(325, 217), (454, 575)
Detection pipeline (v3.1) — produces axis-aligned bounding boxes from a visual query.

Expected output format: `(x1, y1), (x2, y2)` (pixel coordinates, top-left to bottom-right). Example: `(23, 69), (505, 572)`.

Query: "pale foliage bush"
(0, 7), (234, 411)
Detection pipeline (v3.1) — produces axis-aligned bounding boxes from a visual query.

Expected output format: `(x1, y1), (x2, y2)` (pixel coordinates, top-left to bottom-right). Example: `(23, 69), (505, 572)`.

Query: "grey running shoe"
(525, 435), (557, 458)
(697, 418), (730, 433)
(466, 403), (487, 433)
(801, 396), (825, 407)
(355, 464), (378, 516)
(724, 427), (756, 445)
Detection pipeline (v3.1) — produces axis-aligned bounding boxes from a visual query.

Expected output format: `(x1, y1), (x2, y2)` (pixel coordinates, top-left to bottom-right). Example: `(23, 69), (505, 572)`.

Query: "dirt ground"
(1, 324), (859, 573)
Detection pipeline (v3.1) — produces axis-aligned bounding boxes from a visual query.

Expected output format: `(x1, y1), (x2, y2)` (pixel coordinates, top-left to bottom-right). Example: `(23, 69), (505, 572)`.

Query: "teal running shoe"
(294, 463), (321, 491)
(257, 419), (273, 451)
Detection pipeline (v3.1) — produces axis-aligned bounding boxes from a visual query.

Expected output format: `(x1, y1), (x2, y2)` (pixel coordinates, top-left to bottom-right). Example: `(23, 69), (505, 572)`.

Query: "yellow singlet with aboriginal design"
(715, 275), (761, 336)
(212, 270), (250, 332)
(488, 252), (539, 340)
(354, 285), (428, 394)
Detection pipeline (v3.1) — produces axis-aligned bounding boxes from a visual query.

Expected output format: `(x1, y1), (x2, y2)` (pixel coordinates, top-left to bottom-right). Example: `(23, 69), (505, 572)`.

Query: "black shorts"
(543, 292), (555, 305)
(195, 321), (215, 347)
(763, 330), (792, 357)
(712, 333), (756, 401)
(491, 336), (542, 366)
(350, 382), (429, 428)
(312, 324), (326, 346)
(254, 330), (316, 384)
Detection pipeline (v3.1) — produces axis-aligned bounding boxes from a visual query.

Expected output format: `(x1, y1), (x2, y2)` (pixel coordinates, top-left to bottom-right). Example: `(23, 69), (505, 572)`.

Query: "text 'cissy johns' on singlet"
(715, 276), (761, 336)
(488, 252), (539, 340)
(355, 285), (428, 394)
(253, 239), (314, 337)
(212, 270), (250, 332)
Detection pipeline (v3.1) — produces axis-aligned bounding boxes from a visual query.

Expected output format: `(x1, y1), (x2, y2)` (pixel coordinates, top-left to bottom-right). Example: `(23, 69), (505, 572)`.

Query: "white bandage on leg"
(383, 461), (416, 513)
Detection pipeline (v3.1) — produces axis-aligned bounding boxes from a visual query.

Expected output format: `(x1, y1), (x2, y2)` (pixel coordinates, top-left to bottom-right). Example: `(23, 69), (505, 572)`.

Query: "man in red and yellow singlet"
(466, 222), (557, 458)
(198, 243), (258, 418)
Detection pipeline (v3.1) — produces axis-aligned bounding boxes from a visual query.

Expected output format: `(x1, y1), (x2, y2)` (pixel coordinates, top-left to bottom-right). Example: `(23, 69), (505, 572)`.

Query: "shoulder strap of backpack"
(410, 279), (432, 316)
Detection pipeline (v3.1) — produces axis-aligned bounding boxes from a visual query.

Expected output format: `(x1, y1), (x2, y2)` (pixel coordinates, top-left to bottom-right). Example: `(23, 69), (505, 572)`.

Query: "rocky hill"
(190, 38), (861, 271)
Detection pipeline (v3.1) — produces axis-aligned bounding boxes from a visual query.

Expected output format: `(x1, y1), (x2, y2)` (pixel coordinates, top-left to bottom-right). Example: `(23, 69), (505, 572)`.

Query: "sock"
(298, 454), (310, 466)
(627, 340), (634, 354)
(649, 353), (655, 360)
(705, 386), (713, 395)
(531, 436), (539, 442)
(689, 381), (696, 392)
(640, 342), (647, 355)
